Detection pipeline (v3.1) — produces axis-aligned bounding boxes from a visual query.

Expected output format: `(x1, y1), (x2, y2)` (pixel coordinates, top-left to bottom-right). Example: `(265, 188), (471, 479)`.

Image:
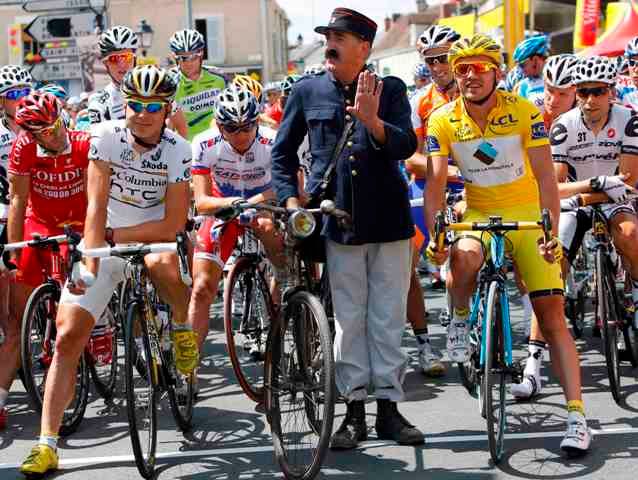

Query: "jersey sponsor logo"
(141, 159), (168, 170)
(33, 167), (84, 183)
(120, 149), (134, 167)
(549, 123), (568, 146)
(531, 112), (541, 120)
(178, 89), (221, 113)
(625, 116), (638, 137)
(245, 151), (255, 163)
(488, 113), (518, 135)
(608, 128), (616, 138)
(426, 135), (440, 152)
(531, 122), (547, 140)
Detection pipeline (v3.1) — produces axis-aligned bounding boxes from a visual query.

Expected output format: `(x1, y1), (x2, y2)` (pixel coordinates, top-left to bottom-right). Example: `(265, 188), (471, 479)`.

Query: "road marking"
(2, 426), (637, 470)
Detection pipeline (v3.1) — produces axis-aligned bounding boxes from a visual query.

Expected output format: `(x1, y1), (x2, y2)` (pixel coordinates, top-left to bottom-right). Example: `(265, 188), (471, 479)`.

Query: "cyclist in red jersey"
(1, 92), (89, 430)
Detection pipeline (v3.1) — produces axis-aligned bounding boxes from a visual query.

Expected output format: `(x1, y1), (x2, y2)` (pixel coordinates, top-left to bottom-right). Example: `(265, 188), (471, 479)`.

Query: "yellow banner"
(477, 0), (529, 33)
(137, 56), (159, 66)
(439, 13), (476, 37)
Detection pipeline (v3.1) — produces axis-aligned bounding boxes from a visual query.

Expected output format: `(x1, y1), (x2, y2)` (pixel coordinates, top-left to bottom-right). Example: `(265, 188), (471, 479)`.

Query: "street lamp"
(136, 19), (154, 57)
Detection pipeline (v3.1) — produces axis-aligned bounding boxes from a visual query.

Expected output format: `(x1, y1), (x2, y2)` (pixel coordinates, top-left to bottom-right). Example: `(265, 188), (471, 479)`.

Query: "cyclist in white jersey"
(616, 37), (638, 110)
(87, 26), (138, 124)
(0, 64), (32, 431)
(552, 56), (638, 331)
(513, 35), (549, 113)
(188, 86), (284, 358)
(19, 65), (196, 477)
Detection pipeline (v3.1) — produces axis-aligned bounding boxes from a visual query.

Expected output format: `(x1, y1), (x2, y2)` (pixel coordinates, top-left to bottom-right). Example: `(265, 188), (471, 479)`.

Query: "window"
(195, 15), (225, 64)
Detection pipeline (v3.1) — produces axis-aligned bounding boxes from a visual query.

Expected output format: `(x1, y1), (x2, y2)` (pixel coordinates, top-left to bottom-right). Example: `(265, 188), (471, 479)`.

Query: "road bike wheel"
(566, 291), (586, 339)
(88, 293), (119, 400)
(596, 249), (622, 404)
(20, 282), (89, 436)
(267, 291), (335, 480)
(223, 256), (273, 403)
(124, 301), (157, 479)
(483, 281), (507, 464)
(458, 326), (480, 397)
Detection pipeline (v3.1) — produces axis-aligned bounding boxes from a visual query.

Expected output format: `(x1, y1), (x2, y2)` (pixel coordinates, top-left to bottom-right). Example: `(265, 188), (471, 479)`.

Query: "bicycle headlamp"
(288, 210), (316, 238)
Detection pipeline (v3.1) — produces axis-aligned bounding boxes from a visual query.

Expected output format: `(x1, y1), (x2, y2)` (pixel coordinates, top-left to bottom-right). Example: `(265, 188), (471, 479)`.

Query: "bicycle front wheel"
(224, 256), (273, 403)
(482, 281), (507, 464)
(596, 249), (621, 404)
(267, 291), (335, 480)
(20, 282), (89, 436)
(124, 301), (158, 479)
(88, 293), (119, 400)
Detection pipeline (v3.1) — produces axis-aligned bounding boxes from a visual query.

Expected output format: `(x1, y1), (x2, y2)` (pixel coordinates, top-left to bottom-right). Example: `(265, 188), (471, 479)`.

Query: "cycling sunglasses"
(423, 54), (448, 66)
(176, 52), (203, 62)
(576, 86), (609, 98)
(222, 122), (257, 134)
(127, 100), (166, 114)
(34, 117), (63, 138)
(2, 86), (31, 101)
(105, 51), (135, 65)
(454, 62), (498, 77)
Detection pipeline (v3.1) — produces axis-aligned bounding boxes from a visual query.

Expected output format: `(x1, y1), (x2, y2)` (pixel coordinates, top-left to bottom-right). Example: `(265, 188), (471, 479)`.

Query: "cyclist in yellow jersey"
(424, 34), (591, 455)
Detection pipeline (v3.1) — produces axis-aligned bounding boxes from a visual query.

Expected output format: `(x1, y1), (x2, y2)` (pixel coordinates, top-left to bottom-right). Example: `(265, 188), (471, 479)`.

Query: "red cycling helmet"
(15, 91), (61, 132)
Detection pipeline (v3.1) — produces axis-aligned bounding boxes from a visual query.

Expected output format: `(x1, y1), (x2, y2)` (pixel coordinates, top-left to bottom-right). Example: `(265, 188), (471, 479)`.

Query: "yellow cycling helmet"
(448, 34), (502, 67)
(232, 74), (263, 104)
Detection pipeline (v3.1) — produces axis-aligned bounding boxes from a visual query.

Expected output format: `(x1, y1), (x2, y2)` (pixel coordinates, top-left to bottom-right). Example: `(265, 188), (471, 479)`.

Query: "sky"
(277, 0), (435, 44)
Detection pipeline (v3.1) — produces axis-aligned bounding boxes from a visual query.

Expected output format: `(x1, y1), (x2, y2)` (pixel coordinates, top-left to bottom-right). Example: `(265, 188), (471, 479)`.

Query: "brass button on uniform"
(345, 99), (352, 105)
(345, 114), (352, 121)
(345, 85), (350, 91)
(347, 141), (353, 148)
(348, 155), (355, 161)
(351, 169), (358, 176)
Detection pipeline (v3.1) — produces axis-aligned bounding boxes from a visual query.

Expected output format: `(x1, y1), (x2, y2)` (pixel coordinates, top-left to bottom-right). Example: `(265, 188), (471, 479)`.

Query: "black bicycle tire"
(269, 291), (335, 480)
(223, 255), (272, 403)
(124, 300), (158, 479)
(20, 282), (89, 436)
(483, 280), (507, 464)
(88, 293), (119, 400)
(596, 248), (622, 404)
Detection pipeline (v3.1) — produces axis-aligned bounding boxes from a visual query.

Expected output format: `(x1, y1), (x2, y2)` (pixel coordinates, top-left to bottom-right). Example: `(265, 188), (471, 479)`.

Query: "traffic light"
(7, 24), (23, 64)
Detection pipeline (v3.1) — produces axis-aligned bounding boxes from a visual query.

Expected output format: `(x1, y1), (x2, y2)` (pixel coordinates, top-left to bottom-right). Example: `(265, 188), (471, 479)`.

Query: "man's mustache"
(325, 49), (339, 60)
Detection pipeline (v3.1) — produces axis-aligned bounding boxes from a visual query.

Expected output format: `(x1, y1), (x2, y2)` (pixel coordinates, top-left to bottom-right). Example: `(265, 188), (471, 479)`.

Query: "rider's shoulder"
(88, 88), (110, 107)
(192, 128), (224, 150)
(256, 126), (277, 145)
(91, 119), (126, 138)
(202, 64), (229, 83)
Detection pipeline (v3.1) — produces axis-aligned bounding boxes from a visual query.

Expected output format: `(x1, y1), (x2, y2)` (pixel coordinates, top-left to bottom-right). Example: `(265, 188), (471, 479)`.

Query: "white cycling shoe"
(510, 374), (541, 401)
(418, 342), (446, 377)
(446, 321), (469, 363)
(560, 412), (592, 457)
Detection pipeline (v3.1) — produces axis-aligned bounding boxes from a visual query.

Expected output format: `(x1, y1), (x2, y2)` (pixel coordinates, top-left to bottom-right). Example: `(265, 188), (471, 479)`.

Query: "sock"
(453, 307), (469, 322)
(567, 399), (585, 417)
(521, 293), (533, 322)
(413, 326), (429, 343)
(0, 387), (8, 409)
(524, 340), (546, 378)
(38, 432), (59, 451)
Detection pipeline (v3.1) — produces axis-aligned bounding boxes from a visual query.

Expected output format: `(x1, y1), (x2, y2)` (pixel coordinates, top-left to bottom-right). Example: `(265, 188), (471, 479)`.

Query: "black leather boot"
(375, 399), (424, 445)
(330, 400), (367, 450)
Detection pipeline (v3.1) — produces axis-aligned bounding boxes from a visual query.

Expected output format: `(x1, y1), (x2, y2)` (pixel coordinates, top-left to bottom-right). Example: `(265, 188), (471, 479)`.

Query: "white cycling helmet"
(625, 36), (638, 58)
(98, 26), (139, 58)
(543, 54), (578, 88)
(121, 65), (177, 101)
(215, 86), (259, 126)
(0, 65), (32, 95)
(169, 29), (205, 54)
(573, 56), (617, 85)
(304, 64), (325, 76)
(417, 25), (460, 55)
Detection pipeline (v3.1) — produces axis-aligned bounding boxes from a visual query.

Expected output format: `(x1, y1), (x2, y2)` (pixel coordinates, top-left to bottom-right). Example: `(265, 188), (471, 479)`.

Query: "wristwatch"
(105, 227), (115, 247)
(589, 176), (603, 192)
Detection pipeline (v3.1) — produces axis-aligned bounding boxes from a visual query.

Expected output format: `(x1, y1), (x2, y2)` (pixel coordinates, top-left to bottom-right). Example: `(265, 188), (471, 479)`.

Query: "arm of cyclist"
(554, 162), (633, 202)
(7, 174), (29, 263)
(424, 153), (449, 265)
(168, 108), (188, 139)
(83, 159), (111, 277)
(529, 144), (562, 263)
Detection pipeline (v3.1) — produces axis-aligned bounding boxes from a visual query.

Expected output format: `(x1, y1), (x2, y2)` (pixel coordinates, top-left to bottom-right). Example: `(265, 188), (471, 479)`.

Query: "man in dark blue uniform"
(272, 7), (423, 450)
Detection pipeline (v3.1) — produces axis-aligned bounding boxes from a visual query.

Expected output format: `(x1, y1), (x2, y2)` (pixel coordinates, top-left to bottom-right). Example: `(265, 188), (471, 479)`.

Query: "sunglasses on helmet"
(453, 62), (498, 77)
(221, 122), (256, 134)
(575, 86), (609, 98)
(2, 86), (31, 101)
(105, 52), (136, 65)
(126, 100), (166, 114)
(33, 117), (63, 138)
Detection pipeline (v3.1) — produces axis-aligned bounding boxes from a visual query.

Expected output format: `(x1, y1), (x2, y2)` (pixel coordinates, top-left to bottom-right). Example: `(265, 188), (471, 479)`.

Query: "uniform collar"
(328, 66), (370, 100)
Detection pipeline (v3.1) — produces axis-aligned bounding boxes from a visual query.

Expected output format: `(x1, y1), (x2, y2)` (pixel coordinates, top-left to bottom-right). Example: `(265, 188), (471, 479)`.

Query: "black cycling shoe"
(375, 399), (424, 445)
(330, 400), (367, 450)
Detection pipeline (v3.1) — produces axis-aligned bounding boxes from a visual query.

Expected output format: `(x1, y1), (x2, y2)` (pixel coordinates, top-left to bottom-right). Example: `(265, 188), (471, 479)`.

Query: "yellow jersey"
(426, 90), (548, 211)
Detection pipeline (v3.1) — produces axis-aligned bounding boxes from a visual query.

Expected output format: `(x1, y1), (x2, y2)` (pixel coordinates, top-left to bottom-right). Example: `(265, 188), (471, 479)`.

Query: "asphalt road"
(2, 279), (638, 479)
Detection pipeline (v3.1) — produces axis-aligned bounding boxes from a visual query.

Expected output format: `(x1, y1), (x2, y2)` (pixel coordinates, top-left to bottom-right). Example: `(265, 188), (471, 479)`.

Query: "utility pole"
(185, 0), (193, 29)
(260, 0), (270, 83)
